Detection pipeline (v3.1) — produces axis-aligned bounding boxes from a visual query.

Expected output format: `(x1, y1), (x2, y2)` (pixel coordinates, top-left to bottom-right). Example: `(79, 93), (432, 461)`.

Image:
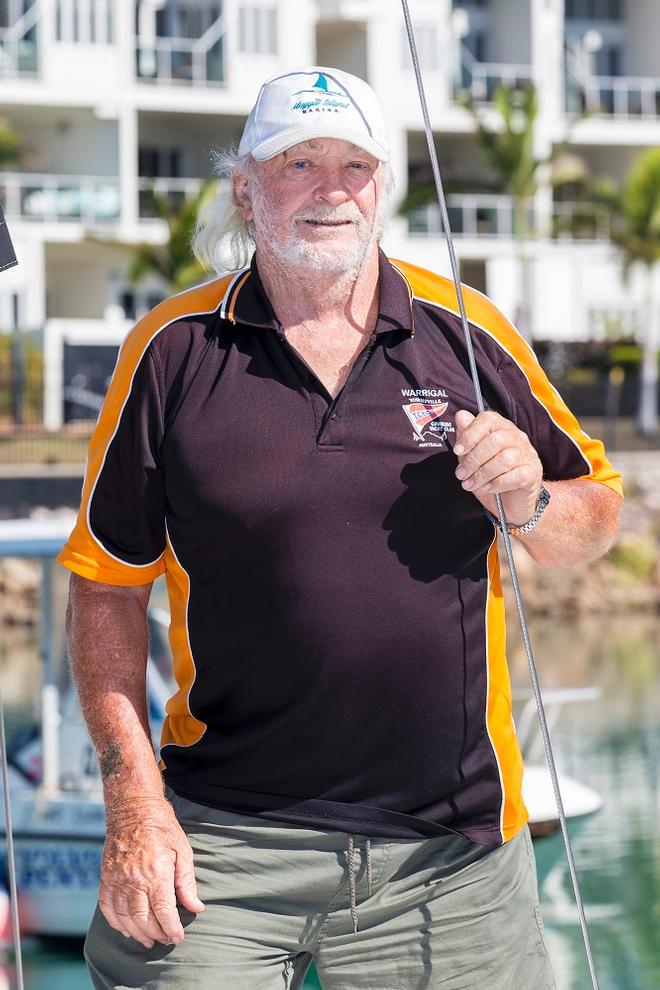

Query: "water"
(0, 613), (657, 990)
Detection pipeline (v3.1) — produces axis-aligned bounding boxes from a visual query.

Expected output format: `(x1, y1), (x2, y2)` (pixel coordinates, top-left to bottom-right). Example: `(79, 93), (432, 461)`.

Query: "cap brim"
(250, 126), (390, 163)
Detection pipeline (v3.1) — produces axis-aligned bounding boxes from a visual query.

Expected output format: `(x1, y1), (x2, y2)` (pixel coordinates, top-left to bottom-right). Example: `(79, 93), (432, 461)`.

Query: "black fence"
(0, 331), (657, 464)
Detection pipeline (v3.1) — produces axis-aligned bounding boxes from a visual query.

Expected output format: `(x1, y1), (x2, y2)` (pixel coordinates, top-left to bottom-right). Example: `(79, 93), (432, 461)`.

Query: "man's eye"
(348, 162), (370, 171)
(291, 161), (310, 169)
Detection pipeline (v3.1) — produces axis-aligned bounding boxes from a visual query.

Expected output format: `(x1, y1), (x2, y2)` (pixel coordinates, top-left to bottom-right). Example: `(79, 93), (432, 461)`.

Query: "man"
(58, 66), (622, 989)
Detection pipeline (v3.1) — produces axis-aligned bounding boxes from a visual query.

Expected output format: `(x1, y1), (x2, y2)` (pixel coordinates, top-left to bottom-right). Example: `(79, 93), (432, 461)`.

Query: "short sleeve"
(496, 347), (623, 496)
(56, 329), (167, 586)
(464, 295), (624, 498)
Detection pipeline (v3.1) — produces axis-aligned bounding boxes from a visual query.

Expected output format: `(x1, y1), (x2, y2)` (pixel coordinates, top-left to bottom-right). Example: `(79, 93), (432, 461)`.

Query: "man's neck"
(255, 245), (380, 337)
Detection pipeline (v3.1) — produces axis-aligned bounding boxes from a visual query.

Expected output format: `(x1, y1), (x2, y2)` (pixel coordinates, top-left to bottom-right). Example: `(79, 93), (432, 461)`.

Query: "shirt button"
(330, 411), (337, 419)
(308, 373), (316, 383)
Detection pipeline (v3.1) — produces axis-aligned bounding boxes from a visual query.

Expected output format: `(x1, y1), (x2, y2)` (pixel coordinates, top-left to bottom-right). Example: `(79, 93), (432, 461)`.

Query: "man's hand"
(100, 798), (205, 949)
(453, 409), (543, 527)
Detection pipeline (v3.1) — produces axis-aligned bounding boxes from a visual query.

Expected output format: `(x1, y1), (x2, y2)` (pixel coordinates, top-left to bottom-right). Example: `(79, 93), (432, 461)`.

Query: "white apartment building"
(1, 0), (659, 427)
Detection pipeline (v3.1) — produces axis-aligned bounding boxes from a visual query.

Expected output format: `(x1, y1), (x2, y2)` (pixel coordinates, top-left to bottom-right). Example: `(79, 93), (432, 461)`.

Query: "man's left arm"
(453, 409), (622, 568)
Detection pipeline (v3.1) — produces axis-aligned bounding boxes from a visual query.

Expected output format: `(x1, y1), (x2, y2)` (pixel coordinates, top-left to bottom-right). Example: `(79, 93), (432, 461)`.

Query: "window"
(54, 0), (114, 43)
(565, 0), (623, 20)
(138, 147), (182, 179)
(464, 31), (487, 63)
(238, 6), (277, 55)
(401, 23), (439, 72)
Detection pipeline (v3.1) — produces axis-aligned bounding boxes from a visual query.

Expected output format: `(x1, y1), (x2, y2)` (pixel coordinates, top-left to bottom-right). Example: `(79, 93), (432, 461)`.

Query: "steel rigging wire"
(399, 3), (601, 987)
(0, 687), (25, 990)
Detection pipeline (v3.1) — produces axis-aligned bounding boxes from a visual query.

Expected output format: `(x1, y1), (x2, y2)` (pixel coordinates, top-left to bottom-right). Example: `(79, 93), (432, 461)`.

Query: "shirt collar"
(226, 247), (415, 338)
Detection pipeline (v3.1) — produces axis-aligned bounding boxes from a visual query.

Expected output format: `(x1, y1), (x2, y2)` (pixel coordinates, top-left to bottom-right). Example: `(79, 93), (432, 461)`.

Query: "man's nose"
(313, 167), (350, 205)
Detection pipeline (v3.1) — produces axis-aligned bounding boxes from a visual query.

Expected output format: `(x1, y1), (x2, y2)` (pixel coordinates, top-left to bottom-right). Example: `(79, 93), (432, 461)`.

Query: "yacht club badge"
(401, 388), (455, 448)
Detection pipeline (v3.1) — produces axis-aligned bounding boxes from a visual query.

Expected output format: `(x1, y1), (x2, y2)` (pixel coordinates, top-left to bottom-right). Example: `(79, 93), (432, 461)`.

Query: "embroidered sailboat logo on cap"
(291, 72), (351, 113)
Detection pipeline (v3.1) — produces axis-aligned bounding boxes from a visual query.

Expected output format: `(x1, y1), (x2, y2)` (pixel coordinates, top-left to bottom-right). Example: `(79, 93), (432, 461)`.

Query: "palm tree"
(594, 149), (660, 436)
(0, 116), (25, 169)
(128, 177), (219, 292)
(398, 84), (587, 342)
(459, 85), (590, 341)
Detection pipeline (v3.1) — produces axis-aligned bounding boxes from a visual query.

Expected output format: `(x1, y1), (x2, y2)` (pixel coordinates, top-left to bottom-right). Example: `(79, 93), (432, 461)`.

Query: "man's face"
(234, 138), (386, 274)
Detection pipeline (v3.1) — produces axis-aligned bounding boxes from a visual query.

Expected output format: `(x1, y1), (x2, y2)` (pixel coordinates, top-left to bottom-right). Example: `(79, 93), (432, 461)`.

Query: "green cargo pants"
(85, 785), (557, 989)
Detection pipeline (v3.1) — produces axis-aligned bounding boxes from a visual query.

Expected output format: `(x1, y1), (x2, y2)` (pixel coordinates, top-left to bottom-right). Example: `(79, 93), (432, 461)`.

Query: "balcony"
(454, 43), (532, 103)
(136, 10), (226, 86)
(1, 173), (120, 223)
(551, 202), (612, 241)
(138, 176), (206, 218)
(408, 195), (532, 239)
(566, 73), (660, 118)
(0, 2), (40, 78)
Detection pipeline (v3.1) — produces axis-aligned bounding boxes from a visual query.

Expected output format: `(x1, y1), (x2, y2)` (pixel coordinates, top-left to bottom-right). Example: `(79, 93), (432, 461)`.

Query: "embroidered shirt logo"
(401, 388), (455, 448)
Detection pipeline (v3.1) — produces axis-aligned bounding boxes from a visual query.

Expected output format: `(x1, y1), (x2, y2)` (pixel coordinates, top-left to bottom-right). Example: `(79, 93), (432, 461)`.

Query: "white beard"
(251, 192), (390, 280)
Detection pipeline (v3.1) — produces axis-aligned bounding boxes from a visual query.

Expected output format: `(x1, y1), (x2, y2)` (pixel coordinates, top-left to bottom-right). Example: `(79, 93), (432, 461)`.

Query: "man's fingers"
(174, 848), (205, 914)
(114, 891), (157, 948)
(454, 409), (503, 456)
(99, 891), (128, 938)
(472, 467), (532, 495)
(455, 432), (519, 480)
(150, 885), (186, 944)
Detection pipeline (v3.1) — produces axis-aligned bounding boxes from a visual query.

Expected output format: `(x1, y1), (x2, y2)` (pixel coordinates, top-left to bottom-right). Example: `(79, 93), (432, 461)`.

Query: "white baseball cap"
(238, 66), (390, 163)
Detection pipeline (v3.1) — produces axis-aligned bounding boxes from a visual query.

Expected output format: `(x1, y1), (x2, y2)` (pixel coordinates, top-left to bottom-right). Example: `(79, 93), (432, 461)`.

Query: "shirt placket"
(274, 328), (379, 449)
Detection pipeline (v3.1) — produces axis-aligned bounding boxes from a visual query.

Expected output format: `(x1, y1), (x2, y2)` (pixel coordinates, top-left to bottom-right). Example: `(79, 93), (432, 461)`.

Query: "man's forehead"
(280, 138), (375, 159)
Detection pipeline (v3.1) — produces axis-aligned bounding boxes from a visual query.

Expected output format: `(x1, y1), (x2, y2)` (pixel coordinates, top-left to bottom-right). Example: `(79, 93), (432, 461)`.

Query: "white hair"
(192, 144), (396, 276)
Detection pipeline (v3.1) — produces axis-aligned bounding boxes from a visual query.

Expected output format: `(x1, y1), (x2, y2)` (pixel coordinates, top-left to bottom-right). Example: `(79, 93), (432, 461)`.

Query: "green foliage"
(0, 333), (44, 424)
(459, 85), (540, 203)
(599, 148), (660, 279)
(129, 177), (219, 292)
(608, 533), (657, 582)
(0, 117), (24, 169)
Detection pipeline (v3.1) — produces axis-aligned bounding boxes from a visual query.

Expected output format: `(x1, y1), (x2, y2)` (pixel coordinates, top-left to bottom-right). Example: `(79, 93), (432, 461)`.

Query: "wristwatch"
(484, 485), (551, 537)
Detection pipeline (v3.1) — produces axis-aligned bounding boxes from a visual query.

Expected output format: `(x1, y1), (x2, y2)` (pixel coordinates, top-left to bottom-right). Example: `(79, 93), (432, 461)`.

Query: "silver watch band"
(484, 485), (551, 536)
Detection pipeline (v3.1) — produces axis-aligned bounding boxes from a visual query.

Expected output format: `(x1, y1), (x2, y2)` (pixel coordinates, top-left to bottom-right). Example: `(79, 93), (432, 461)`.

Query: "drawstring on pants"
(346, 834), (372, 935)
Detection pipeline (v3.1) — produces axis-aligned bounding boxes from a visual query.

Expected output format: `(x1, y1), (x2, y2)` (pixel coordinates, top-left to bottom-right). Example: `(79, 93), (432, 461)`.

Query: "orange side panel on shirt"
(485, 539), (528, 841)
(55, 275), (235, 586)
(391, 258), (623, 498)
(158, 536), (207, 768)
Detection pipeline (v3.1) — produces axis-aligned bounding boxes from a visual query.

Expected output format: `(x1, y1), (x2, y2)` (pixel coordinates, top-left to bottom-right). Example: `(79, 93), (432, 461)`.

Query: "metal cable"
(0, 688), (25, 990)
(400, 3), (601, 987)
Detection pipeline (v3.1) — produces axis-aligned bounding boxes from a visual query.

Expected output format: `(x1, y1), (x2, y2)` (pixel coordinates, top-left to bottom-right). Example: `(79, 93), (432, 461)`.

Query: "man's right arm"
(66, 572), (205, 948)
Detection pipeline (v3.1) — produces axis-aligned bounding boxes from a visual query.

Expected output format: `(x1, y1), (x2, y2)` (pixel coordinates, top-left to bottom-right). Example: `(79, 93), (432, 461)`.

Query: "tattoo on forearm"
(99, 744), (124, 783)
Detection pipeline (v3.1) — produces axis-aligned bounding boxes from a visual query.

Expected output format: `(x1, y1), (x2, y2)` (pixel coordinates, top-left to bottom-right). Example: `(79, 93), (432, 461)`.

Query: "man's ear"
(233, 175), (254, 222)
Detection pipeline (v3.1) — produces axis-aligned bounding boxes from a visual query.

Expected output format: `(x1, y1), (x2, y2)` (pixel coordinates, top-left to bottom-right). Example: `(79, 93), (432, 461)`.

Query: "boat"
(0, 516), (603, 938)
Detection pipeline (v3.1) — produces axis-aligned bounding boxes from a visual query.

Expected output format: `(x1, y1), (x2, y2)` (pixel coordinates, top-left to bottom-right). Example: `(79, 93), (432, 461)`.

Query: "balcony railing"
(408, 195), (533, 238)
(136, 14), (226, 86)
(551, 202), (612, 241)
(0, 1), (40, 78)
(566, 73), (660, 118)
(138, 177), (206, 217)
(454, 43), (532, 103)
(0, 173), (120, 222)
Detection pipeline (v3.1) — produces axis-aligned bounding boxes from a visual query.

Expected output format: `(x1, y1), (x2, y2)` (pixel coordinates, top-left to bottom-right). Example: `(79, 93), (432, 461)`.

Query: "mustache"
(292, 204), (364, 224)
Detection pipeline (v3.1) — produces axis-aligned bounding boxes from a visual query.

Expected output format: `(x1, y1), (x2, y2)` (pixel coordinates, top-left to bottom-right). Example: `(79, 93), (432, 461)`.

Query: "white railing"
(455, 43), (532, 103)
(136, 14), (226, 86)
(572, 74), (660, 118)
(138, 176), (207, 217)
(1, 173), (120, 222)
(0, 1), (40, 78)
(551, 202), (612, 241)
(408, 195), (532, 238)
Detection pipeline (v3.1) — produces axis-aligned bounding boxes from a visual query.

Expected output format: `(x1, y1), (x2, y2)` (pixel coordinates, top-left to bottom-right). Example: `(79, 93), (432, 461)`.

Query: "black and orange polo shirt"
(57, 249), (622, 845)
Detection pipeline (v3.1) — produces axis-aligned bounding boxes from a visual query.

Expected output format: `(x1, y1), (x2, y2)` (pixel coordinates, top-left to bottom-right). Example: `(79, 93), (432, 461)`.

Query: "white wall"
(316, 23), (368, 79)
(492, 0), (531, 65)
(624, 0), (660, 77)
(6, 108), (119, 176)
